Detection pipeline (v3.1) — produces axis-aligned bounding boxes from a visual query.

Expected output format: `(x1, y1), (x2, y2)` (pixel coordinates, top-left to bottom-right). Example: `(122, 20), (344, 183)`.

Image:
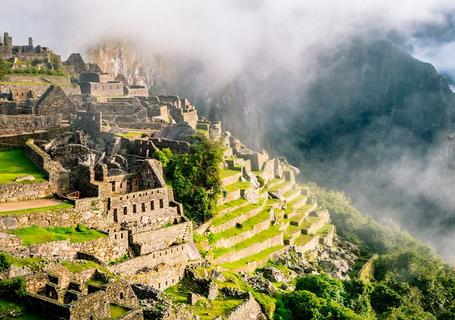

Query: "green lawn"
(9, 225), (106, 245)
(0, 202), (74, 217)
(224, 181), (251, 193)
(110, 304), (130, 319)
(221, 245), (284, 270)
(211, 202), (263, 227)
(0, 150), (47, 184)
(318, 224), (335, 236)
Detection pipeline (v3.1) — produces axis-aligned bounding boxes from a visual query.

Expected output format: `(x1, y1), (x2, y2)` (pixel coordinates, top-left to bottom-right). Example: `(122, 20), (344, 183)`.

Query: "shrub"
(75, 224), (88, 232)
(0, 253), (11, 272)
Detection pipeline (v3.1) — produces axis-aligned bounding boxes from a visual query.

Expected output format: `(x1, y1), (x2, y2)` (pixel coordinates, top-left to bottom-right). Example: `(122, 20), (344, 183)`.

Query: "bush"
(0, 253), (11, 272)
(0, 278), (25, 300)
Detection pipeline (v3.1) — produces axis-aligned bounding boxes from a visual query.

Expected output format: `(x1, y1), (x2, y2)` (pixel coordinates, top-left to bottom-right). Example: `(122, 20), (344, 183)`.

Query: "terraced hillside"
(195, 160), (335, 273)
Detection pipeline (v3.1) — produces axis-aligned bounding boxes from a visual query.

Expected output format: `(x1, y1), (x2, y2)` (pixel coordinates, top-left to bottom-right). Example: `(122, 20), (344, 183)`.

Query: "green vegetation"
(215, 198), (247, 214)
(115, 131), (147, 139)
(210, 208), (271, 242)
(110, 304), (129, 319)
(9, 225), (106, 245)
(154, 136), (224, 223)
(0, 253), (44, 272)
(61, 260), (111, 274)
(221, 245), (284, 270)
(213, 226), (281, 258)
(0, 202), (74, 217)
(0, 150), (46, 184)
(219, 168), (241, 179)
(211, 202), (263, 227)
(0, 59), (8, 81)
(224, 181), (251, 193)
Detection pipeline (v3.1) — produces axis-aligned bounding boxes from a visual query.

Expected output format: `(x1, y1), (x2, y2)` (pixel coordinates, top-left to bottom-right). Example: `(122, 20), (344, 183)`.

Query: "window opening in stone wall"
(133, 204), (137, 213)
(124, 207), (127, 215)
(160, 199), (164, 208)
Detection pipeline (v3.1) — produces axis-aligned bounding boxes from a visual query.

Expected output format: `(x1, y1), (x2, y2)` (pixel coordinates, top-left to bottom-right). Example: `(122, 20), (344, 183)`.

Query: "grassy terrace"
(0, 299), (44, 320)
(224, 181), (251, 193)
(0, 202), (74, 217)
(0, 150), (46, 184)
(10, 225), (106, 245)
(211, 202), (263, 227)
(215, 198), (247, 214)
(115, 131), (147, 139)
(294, 234), (314, 246)
(221, 245), (284, 270)
(220, 168), (241, 179)
(288, 194), (308, 206)
(284, 224), (302, 240)
(213, 226), (281, 258)
(110, 304), (130, 319)
(61, 260), (111, 274)
(318, 224), (335, 236)
(269, 180), (291, 192)
(300, 215), (321, 230)
(211, 208), (271, 242)
(284, 187), (300, 198)
(165, 279), (243, 319)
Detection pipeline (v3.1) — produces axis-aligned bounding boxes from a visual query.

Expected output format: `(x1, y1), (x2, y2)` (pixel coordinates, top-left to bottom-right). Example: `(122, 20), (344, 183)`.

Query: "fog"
(2, 0), (455, 263)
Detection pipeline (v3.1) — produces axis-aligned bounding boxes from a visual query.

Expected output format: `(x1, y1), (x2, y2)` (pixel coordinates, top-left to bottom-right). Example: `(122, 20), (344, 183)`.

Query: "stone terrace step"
(293, 234), (320, 254)
(288, 194), (309, 210)
(266, 178), (284, 190)
(210, 201), (266, 234)
(220, 245), (285, 272)
(284, 224), (303, 245)
(210, 207), (272, 243)
(213, 226), (283, 264)
(301, 210), (330, 235)
(275, 181), (295, 195)
(284, 187), (301, 203)
(288, 203), (317, 224)
(216, 198), (249, 217)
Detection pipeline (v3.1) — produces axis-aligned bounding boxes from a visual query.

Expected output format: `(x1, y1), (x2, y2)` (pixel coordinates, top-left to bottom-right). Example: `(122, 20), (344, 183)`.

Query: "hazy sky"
(1, 0), (455, 82)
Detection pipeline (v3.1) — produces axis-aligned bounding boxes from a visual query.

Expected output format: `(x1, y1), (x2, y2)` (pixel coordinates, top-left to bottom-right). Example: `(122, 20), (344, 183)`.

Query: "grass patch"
(7, 254), (44, 272)
(215, 198), (247, 214)
(61, 260), (110, 274)
(224, 181), (250, 193)
(193, 297), (243, 320)
(9, 225), (106, 245)
(287, 195), (309, 209)
(300, 215), (321, 230)
(115, 131), (147, 139)
(213, 226), (281, 258)
(0, 150), (46, 184)
(221, 245), (284, 270)
(294, 234), (314, 246)
(220, 168), (241, 179)
(211, 202), (263, 227)
(110, 304), (129, 319)
(0, 298), (45, 319)
(284, 187), (300, 198)
(318, 224), (335, 236)
(270, 181), (291, 192)
(0, 202), (74, 217)
(211, 208), (271, 242)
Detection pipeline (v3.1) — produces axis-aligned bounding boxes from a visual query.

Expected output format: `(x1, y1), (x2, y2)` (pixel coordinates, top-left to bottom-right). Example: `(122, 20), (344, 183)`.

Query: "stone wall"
(71, 110), (102, 138)
(80, 81), (124, 97)
(214, 233), (283, 264)
(69, 290), (110, 320)
(0, 114), (61, 136)
(110, 244), (190, 276)
(0, 207), (78, 231)
(0, 181), (52, 202)
(128, 263), (187, 291)
(150, 138), (190, 154)
(305, 211), (330, 235)
(131, 221), (191, 255)
(221, 171), (242, 187)
(25, 139), (70, 195)
(24, 292), (71, 319)
(226, 294), (265, 320)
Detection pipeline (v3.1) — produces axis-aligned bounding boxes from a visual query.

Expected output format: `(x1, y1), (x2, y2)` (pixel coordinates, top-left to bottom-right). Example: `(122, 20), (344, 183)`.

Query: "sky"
(1, 0), (455, 83)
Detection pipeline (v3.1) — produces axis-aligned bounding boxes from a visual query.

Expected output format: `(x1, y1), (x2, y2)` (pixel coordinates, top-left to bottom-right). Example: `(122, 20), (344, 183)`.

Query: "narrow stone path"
(0, 198), (63, 212)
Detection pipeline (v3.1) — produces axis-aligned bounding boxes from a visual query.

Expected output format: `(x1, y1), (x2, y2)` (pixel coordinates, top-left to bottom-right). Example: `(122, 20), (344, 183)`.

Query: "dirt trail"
(0, 199), (63, 212)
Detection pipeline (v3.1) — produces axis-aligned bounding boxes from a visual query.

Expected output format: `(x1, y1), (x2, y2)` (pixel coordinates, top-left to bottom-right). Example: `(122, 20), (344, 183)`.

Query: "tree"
(0, 59), (9, 81)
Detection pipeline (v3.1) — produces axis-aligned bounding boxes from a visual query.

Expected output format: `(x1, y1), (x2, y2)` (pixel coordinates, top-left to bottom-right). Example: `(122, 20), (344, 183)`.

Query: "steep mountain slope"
(85, 38), (455, 263)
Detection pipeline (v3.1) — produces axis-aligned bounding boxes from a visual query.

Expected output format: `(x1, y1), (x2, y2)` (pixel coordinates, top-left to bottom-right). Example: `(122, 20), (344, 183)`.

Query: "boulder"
(14, 175), (35, 182)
